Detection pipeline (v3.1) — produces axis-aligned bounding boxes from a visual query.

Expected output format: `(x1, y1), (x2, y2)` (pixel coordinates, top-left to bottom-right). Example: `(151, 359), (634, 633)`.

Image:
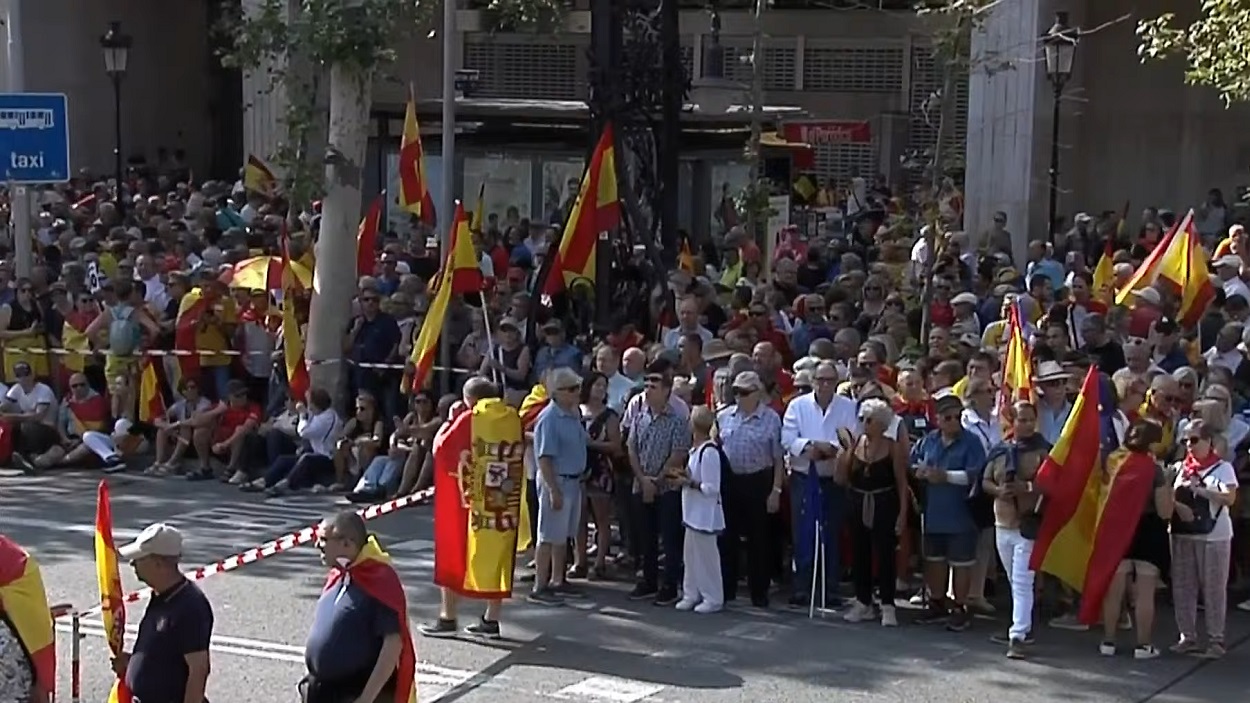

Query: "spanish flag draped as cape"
(516, 384), (549, 553)
(0, 534), (55, 699)
(433, 398), (524, 598)
(1029, 367), (1156, 624)
(323, 537), (417, 703)
(95, 481), (134, 703)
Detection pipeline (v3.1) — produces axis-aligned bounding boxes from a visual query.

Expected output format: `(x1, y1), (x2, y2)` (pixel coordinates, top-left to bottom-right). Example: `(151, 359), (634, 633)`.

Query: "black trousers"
(300, 672), (394, 703)
(849, 489), (900, 607)
(719, 469), (776, 603)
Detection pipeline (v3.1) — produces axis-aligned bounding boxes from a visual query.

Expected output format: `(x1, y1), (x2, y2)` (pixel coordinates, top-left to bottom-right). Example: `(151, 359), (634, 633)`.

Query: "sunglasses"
(939, 412), (960, 421)
(70, 382), (87, 389)
(360, 296), (379, 303)
(18, 287), (31, 293)
(733, 386), (756, 395)
(1182, 436), (1204, 445)
(749, 310), (766, 317)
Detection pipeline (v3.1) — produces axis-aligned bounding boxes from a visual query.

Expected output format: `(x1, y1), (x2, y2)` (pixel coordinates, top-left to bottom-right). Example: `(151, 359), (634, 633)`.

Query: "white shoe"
(228, 470), (248, 486)
(1098, 641), (1116, 657)
(908, 592), (926, 606)
(694, 602), (722, 614)
(1133, 644), (1160, 660)
(880, 605), (898, 627)
(843, 601), (875, 623)
(675, 598), (699, 611)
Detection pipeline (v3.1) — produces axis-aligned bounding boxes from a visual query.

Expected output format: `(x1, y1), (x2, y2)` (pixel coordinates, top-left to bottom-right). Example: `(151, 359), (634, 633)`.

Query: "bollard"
(70, 610), (81, 703)
(48, 604), (73, 703)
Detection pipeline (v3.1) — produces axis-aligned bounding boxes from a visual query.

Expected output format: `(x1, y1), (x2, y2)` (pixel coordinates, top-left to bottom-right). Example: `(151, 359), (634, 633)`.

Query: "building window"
(464, 38), (582, 100)
(464, 154), (534, 223)
(803, 45), (905, 93)
(385, 151), (442, 236)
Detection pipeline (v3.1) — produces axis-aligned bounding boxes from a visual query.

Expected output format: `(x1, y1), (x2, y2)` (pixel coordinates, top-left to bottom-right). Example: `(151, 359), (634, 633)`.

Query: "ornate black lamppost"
(1041, 12), (1078, 242)
(99, 21), (132, 209)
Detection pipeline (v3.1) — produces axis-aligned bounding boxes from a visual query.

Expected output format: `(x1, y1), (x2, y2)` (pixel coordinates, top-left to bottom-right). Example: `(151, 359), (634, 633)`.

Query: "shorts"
(922, 530), (978, 567)
(536, 475), (583, 545)
(1115, 559), (1160, 578)
(104, 354), (137, 384)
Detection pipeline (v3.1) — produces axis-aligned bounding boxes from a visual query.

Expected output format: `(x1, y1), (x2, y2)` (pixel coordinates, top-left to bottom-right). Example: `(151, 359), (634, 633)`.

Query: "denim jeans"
(264, 453), (334, 489)
(789, 472), (847, 600)
(632, 489), (684, 592)
(266, 431), (297, 465)
(361, 456), (403, 494)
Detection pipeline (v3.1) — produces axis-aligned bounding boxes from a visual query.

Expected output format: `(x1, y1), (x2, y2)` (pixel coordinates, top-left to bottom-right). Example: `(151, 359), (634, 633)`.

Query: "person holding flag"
(303, 511), (417, 703)
(94, 481), (133, 703)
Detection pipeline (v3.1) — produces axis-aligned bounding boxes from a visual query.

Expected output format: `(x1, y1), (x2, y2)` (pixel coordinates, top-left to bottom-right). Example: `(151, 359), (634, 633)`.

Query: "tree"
(1138, 5), (1250, 105)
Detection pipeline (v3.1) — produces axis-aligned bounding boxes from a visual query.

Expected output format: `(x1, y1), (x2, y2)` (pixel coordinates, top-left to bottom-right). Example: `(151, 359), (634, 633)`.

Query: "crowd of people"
(1, 166), (1248, 675)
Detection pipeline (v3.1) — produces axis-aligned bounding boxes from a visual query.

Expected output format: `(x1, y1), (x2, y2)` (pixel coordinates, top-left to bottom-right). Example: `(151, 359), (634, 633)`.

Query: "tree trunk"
(307, 62), (373, 408)
(918, 63), (957, 353)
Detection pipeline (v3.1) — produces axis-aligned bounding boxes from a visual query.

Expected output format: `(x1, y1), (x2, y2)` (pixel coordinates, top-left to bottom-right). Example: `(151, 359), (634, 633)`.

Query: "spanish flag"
(1090, 229), (1115, 303)
(281, 226), (310, 401)
(470, 181), (486, 234)
(95, 482), (134, 703)
(137, 357), (166, 423)
(998, 301), (1032, 436)
(542, 124), (621, 295)
(243, 154), (278, 196)
(1029, 367), (1156, 624)
(356, 193), (385, 278)
(678, 238), (696, 273)
(173, 289), (210, 384)
(433, 398), (524, 598)
(396, 89), (437, 226)
(1115, 209), (1215, 327)
(516, 384), (550, 553)
(408, 202), (480, 390)
(324, 537), (417, 703)
(0, 534), (55, 699)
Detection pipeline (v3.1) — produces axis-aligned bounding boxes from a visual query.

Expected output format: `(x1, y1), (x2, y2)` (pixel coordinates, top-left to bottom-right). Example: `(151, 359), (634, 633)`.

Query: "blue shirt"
(909, 429), (987, 534)
(1037, 400), (1073, 446)
(305, 577), (400, 681)
(1026, 258), (1065, 293)
(126, 579), (214, 703)
(350, 313), (401, 364)
(532, 343), (583, 381)
(534, 402), (589, 478)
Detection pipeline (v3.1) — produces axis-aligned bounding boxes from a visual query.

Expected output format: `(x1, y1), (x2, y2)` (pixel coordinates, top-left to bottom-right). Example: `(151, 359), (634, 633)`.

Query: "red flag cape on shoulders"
(324, 537), (416, 703)
(0, 534), (55, 697)
(432, 406), (473, 595)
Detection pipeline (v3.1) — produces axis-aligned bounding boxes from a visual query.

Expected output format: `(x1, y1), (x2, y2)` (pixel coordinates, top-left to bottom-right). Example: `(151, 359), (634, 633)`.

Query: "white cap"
(951, 292), (978, 306)
(117, 523), (184, 560)
(1131, 287), (1161, 306)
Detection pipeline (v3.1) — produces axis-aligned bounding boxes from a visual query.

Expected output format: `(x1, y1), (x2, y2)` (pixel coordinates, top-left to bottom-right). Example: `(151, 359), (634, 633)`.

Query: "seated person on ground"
(332, 391), (384, 493)
(148, 377), (216, 477)
(350, 393), (428, 503)
(22, 372), (125, 472)
(205, 379), (262, 484)
(242, 387), (341, 496)
(258, 397), (301, 471)
(5, 362), (60, 472)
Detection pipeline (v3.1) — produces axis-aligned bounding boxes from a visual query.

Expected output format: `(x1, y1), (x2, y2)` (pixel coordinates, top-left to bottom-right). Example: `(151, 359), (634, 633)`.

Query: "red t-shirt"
(216, 402), (262, 443)
(929, 301), (955, 328)
(1127, 306), (1162, 338)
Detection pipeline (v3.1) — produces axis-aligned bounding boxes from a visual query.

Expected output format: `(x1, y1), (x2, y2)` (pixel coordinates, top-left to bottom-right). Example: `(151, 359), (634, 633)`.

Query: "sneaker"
(946, 607), (971, 632)
(788, 592), (808, 609)
(914, 604), (950, 625)
(1196, 642), (1226, 659)
(550, 582), (586, 599)
(629, 584), (658, 601)
(1133, 644), (1160, 660)
(1098, 641), (1117, 657)
(989, 632), (1035, 645)
(966, 598), (996, 616)
(101, 455), (126, 474)
(675, 598), (699, 611)
(526, 588), (564, 607)
(11, 452), (37, 475)
(1169, 637), (1202, 655)
(693, 601), (722, 614)
(1049, 613), (1089, 631)
(185, 468), (214, 482)
(463, 618), (502, 639)
(908, 592), (927, 607)
(880, 605), (898, 627)
(1006, 637), (1026, 660)
(227, 470), (249, 486)
(654, 588), (680, 607)
(843, 601), (875, 623)
(418, 618), (458, 638)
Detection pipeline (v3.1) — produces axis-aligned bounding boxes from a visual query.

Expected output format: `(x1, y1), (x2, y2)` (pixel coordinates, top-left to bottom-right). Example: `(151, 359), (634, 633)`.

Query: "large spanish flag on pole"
(407, 202), (480, 390)
(1029, 367), (1156, 624)
(1114, 209), (1215, 327)
(542, 123), (621, 295)
(95, 481), (134, 703)
(281, 225), (310, 401)
(324, 537), (417, 703)
(0, 534), (55, 700)
(433, 398), (525, 598)
(396, 88), (437, 226)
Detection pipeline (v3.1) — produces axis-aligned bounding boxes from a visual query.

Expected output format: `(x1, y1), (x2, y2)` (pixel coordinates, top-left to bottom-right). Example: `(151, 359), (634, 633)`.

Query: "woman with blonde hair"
(675, 405), (725, 613)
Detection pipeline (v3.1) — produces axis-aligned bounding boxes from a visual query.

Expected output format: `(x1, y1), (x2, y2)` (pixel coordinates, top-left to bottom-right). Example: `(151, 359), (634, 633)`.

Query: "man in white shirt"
(781, 360), (859, 608)
(3, 361), (60, 468)
(135, 255), (170, 312)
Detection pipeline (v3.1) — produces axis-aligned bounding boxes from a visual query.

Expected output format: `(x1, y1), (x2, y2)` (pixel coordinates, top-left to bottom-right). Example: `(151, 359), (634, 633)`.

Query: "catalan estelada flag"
(281, 225), (310, 401)
(1115, 208), (1215, 327)
(95, 482), (134, 703)
(433, 398), (524, 598)
(243, 154), (278, 196)
(324, 536), (417, 703)
(356, 193), (385, 278)
(396, 89), (436, 226)
(407, 202), (480, 390)
(137, 357), (166, 423)
(0, 534), (55, 699)
(1029, 367), (1155, 624)
(542, 123), (621, 295)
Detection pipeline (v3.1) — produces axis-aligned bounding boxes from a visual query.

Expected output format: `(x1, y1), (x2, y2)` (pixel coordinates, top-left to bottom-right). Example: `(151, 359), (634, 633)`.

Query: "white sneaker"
(1098, 641), (1116, 657)
(908, 592), (926, 606)
(228, 470), (248, 486)
(675, 598), (699, 611)
(694, 602), (722, 614)
(843, 601), (875, 623)
(880, 605), (898, 627)
(1133, 644), (1160, 660)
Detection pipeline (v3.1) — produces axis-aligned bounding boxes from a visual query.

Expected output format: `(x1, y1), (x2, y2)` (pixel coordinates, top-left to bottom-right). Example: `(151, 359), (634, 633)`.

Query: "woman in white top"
(1170, 420), (1239, 659)
(675, 406), (725, 614)
(242, 387), (341, 495)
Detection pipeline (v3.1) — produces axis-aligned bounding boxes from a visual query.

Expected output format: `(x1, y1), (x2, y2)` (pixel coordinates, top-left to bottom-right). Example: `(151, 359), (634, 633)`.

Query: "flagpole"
(439, 0), (457, 393)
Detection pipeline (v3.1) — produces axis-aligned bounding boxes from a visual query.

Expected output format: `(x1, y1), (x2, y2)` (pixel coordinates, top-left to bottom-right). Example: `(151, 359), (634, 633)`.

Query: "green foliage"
(480, 0), (567, 32)
(734, 178), (777, 228)
(1138, 3), (1250, 106)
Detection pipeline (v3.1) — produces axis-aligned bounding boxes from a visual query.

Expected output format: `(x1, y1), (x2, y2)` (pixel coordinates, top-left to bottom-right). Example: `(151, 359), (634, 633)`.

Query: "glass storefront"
(464, 155), (532, 223)
(540, 158), (584, 226)
(709, 162), (753, 236)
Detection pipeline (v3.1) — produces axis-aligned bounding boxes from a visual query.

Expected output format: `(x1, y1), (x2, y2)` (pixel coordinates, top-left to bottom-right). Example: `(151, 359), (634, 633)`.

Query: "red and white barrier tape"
(2, 346), (474, 373)
(69, 486), (435, 618)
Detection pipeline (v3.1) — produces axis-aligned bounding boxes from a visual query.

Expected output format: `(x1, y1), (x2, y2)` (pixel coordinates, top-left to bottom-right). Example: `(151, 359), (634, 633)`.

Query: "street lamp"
(99, 21), (132, 209)
(1041, 11), (1078, 243)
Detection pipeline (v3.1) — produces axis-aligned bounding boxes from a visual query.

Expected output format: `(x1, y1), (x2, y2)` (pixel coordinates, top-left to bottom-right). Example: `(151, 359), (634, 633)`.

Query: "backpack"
(108, 304), (142, 356)
(697, 442), (733, 500)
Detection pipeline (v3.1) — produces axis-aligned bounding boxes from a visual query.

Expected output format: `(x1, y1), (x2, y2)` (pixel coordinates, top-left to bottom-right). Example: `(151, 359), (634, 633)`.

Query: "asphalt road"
(1, 468), (1245, 703)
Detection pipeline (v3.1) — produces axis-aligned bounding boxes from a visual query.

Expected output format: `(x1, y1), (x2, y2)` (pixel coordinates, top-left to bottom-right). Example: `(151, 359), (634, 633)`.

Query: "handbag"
(1171, 465), (1225, 536)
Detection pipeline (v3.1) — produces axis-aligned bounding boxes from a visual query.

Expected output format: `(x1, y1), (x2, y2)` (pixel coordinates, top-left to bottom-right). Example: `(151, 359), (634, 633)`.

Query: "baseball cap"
(117, 523), (184, 560)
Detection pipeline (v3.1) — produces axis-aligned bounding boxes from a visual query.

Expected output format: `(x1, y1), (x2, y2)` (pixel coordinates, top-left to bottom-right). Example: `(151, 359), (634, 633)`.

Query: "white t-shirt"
(1172, 460), (1239, 542)
(6, 382), (58, 425)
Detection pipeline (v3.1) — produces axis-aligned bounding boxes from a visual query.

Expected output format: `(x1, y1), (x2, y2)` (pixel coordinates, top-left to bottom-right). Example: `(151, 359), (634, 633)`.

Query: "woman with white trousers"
(676, 406), (726, 614)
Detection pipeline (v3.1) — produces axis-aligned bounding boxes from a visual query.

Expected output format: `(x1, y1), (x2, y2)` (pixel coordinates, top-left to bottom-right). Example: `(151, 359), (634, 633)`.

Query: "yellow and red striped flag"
(1090, 228), (1115, 303)
(137, 357), (166, 423)
(281, 225), (310, 401)
(243, 154), (278, 196)
(543, 123), (621, 295)
(1115, 209), (1215, 327)
(408, 202), (480, 389)
(397, 89), (436, 226)
(95, 481), (134, 703)
(0, 535), (56, 700)
(356, 193), (385, 278)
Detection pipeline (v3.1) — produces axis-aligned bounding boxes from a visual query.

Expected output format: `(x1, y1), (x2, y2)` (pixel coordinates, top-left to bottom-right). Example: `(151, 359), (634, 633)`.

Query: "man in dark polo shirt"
(113, 523), (213, 703)
(302, 512), (407, 703)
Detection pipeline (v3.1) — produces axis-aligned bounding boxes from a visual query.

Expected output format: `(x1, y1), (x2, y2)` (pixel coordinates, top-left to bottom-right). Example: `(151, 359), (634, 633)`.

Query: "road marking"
(3, 518), (143, 540)
(555, 676), (664, 702)
(718, 622), (793, 642)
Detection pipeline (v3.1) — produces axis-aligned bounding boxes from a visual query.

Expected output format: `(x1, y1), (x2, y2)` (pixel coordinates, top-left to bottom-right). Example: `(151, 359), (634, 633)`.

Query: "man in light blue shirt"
(530, 367), (590, 606)
(1025, 240), (1065, 294)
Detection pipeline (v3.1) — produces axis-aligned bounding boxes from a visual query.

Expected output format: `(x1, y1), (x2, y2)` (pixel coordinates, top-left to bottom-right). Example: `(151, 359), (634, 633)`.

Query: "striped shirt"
(717, 403), (784, 475)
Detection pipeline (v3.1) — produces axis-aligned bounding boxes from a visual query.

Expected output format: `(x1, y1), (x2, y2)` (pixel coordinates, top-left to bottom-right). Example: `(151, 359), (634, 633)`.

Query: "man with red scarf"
(303, 510), (416, 703)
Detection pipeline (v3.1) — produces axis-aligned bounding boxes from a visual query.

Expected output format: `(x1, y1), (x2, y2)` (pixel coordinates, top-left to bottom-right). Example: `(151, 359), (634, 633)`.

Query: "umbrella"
(219, 256), (313, 291)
